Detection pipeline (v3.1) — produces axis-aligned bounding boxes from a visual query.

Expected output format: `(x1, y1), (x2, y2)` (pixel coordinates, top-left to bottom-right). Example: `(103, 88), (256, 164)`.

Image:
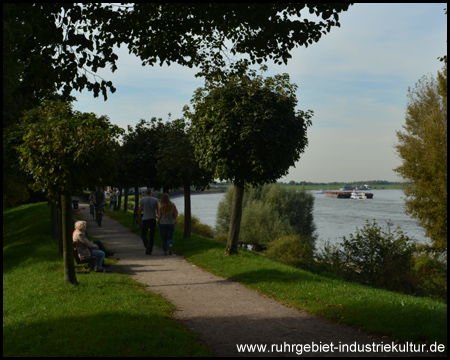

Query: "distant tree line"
(281, 180), (406, 186)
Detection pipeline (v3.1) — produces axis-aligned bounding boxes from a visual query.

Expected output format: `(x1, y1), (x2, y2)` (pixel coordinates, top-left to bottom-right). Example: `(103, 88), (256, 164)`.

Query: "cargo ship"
(326, 191), (373, 199)
(326, 191), (351, 198)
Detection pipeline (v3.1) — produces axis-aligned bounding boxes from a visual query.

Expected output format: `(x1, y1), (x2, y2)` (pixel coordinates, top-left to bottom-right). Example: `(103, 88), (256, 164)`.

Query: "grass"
(3, 203), (212, 357)
(4, 202), (447, 356)
(108, 206), (447, 348)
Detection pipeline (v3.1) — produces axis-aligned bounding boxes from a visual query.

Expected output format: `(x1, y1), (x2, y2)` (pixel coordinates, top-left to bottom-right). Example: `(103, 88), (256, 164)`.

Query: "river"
(171, 190), (428, 247)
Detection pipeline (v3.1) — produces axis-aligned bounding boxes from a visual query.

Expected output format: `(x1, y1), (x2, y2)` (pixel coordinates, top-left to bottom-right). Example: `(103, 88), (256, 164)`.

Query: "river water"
(171, 190), (428, 247)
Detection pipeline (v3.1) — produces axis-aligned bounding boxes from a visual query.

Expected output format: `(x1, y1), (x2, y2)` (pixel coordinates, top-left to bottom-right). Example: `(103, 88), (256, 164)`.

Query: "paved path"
(75, 200), (434, 357)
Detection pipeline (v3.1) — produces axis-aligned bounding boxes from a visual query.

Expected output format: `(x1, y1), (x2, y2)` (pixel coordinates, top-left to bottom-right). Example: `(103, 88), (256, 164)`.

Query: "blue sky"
(72, 3), (447, 183)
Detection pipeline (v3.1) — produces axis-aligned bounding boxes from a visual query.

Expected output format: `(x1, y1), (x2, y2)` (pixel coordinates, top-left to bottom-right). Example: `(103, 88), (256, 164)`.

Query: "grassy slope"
(4, 202), (447, 357)
(107, 207), (447, 347)
(3, 203), (212, 357)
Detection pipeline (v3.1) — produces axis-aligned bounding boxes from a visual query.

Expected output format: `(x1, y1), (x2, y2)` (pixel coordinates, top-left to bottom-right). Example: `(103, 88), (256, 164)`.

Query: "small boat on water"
(350, 191), (373, 199)
(316, 190), (326, 194)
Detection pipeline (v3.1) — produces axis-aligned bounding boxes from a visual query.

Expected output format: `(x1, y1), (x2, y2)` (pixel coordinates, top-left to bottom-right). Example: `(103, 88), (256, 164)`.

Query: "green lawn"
(177, 238), (447, 346)
(4, 202), (447, 357)
(3, 202), (212, 357)
(108, 207), (447, 347)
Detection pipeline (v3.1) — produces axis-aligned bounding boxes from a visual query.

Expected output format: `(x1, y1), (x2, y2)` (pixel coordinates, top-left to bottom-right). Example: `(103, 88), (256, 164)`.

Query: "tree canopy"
(394, 64), (447, 251)
(16, 100), (123, 284)
(4, 3), (352, 207)
(156, 119), (212, 238)
(185, 67), (313, 187)
(3, 3), (352, 122)
(121, 118), (163, 191)
(17, 101), (123, 200)
(185, 67), (312, 255)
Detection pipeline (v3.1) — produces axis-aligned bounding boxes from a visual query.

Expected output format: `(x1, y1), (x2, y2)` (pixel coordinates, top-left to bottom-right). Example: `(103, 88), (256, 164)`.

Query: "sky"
(72, 3), (447, 183)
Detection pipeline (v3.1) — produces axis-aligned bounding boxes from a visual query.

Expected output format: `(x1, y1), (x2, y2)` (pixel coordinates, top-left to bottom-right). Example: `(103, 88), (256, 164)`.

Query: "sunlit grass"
(3, 203), (211, 357)
(107, 205), (447, 346)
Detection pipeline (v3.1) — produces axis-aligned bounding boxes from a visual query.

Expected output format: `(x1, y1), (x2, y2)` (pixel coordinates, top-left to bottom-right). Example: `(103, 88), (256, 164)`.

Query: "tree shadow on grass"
(228, 268), (321, 286)
(3, 312), (211, 357)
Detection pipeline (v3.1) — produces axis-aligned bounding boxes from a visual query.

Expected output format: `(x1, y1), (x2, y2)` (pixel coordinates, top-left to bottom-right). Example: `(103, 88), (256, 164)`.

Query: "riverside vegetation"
(4, 201), (447, 356)
(214, 184), (447, 303)
(108, 200), (446, 346)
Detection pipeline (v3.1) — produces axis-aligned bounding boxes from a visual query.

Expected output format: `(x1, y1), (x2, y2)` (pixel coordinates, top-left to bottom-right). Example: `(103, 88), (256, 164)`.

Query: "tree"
(3, 3), (352, 114)
(156, 119), (212, 238)
(123, 4), (352, 70)
(17, 100), (123, 284)
(394, 64), (447, 251)
(120, 119), (164, 213)
(185, 67), (312, 255)
(4, 3), (352, 208)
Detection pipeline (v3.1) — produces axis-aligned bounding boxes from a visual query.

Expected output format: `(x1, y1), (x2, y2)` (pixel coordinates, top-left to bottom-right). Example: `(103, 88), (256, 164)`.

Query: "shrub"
(413, 245), (447, 302)
(175, 213), (215, 239)
(316, 220), (417, 293)
(216, 183), (317, 250)
(240, 199), (291, 248)
(214, 232), (228, 244)
(215, 189), (234, 235)
(265, 234), (313, 269)
(194, 223), (215, 239)
(315, 240), (349, 278)
(262, 184), (317, 249)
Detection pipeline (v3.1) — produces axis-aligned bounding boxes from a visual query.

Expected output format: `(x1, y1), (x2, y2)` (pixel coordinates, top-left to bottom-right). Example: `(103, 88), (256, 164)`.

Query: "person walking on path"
(138, 189), (159, 255)
(158, 193), (178, 255)
(93, 187), (106, 223)
(109, 189), (116, 212)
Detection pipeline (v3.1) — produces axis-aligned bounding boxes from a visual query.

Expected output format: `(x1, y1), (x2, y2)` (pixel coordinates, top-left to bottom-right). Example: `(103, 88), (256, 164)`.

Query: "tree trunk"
(50, 198), (63, 253)
(183, 182), (192, 238)
(57, 198), (63, 254)
(225, 180), (245, 255)
(50, 200), (58, 241)
(61, 191), (78, 285)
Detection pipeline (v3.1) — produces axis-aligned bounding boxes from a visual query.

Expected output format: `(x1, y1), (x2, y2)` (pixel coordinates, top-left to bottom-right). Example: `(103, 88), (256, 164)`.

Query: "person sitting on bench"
(73, 221), (106, 273)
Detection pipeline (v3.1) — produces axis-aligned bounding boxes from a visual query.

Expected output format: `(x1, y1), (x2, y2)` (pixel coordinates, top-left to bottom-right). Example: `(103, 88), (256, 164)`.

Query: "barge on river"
(326, 191), (373, 199)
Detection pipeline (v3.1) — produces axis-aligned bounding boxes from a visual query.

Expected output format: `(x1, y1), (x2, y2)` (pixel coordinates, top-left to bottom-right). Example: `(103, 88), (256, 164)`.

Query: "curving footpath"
(75, 199), (437, 357)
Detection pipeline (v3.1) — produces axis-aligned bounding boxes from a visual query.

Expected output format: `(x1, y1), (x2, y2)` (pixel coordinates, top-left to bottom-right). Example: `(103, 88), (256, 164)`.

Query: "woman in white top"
(158, 193), (178, 255)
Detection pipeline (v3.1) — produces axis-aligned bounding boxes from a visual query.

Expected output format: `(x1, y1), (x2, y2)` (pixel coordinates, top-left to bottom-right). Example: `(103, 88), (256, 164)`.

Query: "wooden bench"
(73, 245), (96, 270)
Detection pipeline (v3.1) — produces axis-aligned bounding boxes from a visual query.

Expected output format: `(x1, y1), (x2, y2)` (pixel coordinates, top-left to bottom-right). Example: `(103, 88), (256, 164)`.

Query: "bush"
(214, 232), (228, 244)
(240, 199), (291, 248)
(262, 185), (317, 249)
(175, 213), (215, 239)
(265, 234), (313, 269)
(215, 189), (234, 235)
(216, 183), (317, 250)
(315, 240), (349, 278)
(413, 245), (447, 302)
(316, 220), (417, 292)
